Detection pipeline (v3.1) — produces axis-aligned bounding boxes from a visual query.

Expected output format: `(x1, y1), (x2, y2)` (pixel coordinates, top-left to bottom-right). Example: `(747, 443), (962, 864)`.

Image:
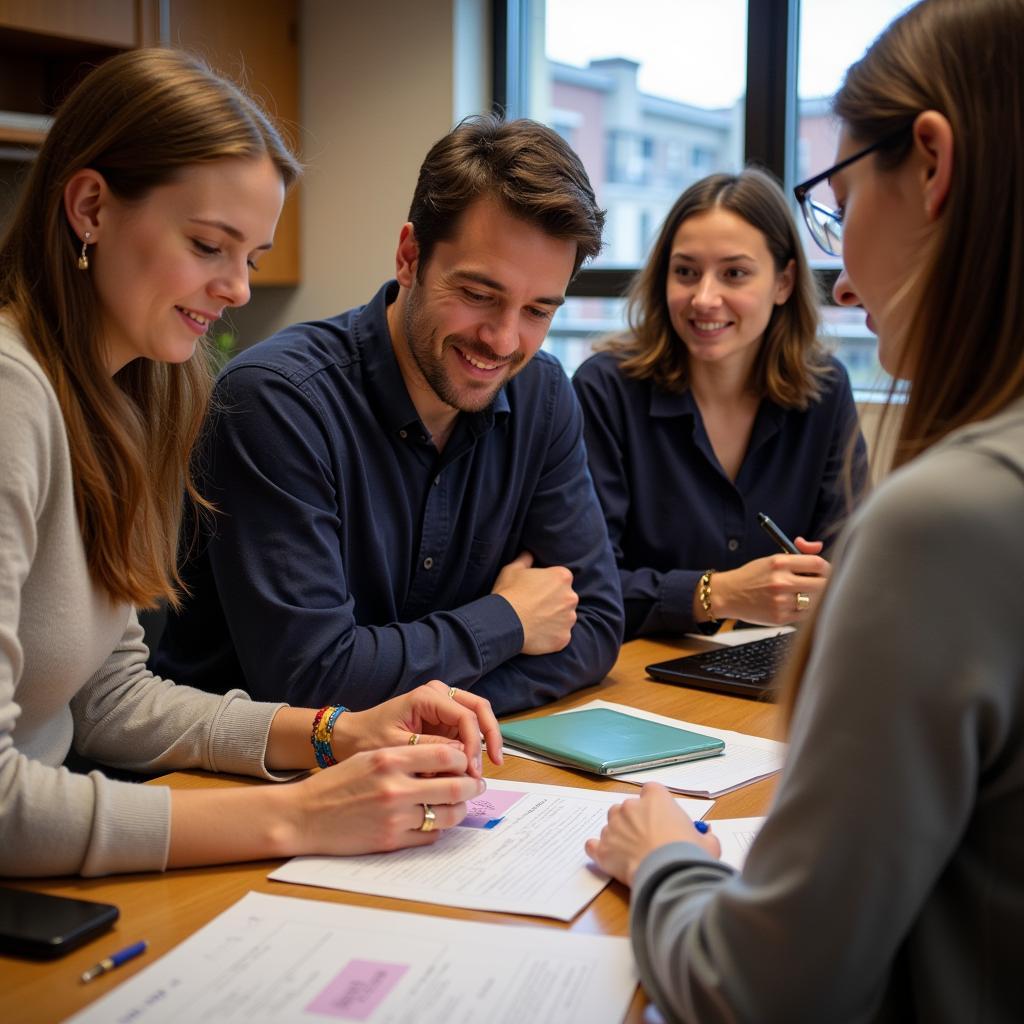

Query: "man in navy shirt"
(152, 116), (623, 716)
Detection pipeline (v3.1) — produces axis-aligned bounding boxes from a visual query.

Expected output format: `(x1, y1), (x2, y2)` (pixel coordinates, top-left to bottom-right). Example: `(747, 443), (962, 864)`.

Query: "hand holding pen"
(756, 513), (827, 616)
(694, 515), (830, 626)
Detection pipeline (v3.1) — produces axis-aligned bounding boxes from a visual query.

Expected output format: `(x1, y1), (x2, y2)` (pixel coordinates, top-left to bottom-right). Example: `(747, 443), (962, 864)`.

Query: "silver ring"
(419, 804), (437, 832)
(796, 592), (811, 612)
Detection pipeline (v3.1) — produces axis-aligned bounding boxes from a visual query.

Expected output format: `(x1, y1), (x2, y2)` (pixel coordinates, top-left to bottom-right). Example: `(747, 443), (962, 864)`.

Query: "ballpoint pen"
(80, 940), (148, 983)
(756, 512), (800, 555)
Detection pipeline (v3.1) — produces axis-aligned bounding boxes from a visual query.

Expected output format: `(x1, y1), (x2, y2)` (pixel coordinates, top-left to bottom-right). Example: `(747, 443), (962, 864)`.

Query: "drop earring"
(77, 231), (91, 271)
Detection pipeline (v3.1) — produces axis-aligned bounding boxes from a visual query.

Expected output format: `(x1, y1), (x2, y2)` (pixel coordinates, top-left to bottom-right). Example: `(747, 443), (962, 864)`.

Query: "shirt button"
(423, 556), (434, 570)
(399, 429), (408, 439)
(727, 538), (739, 552)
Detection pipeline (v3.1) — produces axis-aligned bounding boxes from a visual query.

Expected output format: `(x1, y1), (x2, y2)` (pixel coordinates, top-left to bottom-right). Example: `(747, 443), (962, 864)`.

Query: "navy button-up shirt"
(152, 283), (623, 715)
(572, 351), (867, 639)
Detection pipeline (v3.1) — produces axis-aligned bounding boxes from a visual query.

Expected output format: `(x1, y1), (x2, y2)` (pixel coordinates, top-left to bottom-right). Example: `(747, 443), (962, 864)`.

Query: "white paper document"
(684, 625), (795, 646)
(503, 700), (785, 798)
(67, 891), (638, 1024)
(270, 779), (711, 921)
(708, 816), (766, 871)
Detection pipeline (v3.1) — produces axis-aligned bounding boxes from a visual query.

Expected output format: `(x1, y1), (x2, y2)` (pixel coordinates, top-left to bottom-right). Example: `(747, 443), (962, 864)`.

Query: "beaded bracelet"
(310, 704), (347, 769)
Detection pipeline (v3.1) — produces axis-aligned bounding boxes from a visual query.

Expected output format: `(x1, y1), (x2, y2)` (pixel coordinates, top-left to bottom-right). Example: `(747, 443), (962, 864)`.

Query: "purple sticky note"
(305, 960), (408, 1020)
(460, 789), (527, 829)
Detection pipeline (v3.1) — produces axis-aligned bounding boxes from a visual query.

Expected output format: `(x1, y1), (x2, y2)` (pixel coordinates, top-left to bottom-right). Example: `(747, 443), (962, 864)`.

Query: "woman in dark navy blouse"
(573, 168), (867, 639)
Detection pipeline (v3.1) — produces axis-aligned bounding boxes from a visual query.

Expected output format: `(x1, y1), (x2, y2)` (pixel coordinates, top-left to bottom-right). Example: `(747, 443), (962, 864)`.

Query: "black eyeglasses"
(793, 127), (909, 257)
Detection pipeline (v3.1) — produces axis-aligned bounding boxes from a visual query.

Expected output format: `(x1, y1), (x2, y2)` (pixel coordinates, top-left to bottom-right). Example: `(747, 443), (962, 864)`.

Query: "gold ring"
(408, 733), (420, 745)
(419, 804), (437, 832)
(796, 592), (811, 612)
(447, 686), (457, 700)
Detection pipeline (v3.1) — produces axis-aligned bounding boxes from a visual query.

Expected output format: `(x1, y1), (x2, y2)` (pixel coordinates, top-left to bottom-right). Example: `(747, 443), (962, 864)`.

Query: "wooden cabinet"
(0, 0), (150, 47)
(0, 0), (299, 284)
(0, 1), (158, 142)
(166, 1), (300, 285)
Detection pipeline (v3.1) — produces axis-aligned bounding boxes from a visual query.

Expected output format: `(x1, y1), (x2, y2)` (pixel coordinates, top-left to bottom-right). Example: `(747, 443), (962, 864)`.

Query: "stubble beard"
(403, 291), (525, 414)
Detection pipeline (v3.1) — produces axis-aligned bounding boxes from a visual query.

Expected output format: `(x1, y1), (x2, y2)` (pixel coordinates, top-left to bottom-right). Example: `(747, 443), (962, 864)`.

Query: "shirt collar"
(649, 384), (698, 419)
(649, 379), (786, 452)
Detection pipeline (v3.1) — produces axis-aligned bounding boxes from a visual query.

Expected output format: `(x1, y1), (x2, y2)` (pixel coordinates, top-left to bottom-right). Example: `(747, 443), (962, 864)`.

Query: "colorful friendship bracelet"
(310, 704), (347, 769)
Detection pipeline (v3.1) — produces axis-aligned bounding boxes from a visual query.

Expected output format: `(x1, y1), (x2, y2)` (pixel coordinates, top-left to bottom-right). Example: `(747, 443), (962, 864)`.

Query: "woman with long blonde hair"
(0, 48), (499, 878)
(586, 1), (1024, 1019)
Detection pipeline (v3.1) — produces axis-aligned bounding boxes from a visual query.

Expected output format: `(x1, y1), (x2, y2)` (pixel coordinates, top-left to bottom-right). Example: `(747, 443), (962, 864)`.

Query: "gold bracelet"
(698, 569), (718, 624)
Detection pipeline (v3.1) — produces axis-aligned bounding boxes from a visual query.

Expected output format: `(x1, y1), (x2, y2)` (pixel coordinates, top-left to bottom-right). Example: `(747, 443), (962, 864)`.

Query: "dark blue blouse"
(572, 350), (867, 639)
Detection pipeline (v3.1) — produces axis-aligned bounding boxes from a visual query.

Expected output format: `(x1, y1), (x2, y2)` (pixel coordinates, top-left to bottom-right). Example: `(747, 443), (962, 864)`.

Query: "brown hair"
(0, 48), (300, 609)
(605, 167), (828, 408)
(778, 0), (1024, 727)
(408, 113), (604, 278)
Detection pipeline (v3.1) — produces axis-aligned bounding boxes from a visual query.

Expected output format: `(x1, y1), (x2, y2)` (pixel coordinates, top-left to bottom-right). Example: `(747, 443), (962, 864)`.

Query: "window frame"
(491, 0), (835, 304)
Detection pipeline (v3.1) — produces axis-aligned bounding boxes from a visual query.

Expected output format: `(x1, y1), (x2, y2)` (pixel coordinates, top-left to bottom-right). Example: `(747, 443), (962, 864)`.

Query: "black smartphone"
(0, 886), (119, 959)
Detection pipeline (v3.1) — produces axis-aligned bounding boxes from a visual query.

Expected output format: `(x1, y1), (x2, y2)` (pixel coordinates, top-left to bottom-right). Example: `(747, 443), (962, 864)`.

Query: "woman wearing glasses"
(573, 169), (866, 639)
(587, 0), (1024, 1019)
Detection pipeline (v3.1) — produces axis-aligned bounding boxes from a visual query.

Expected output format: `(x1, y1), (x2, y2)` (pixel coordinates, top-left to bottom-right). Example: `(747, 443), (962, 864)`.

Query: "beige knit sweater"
(0, 316), (286, 876)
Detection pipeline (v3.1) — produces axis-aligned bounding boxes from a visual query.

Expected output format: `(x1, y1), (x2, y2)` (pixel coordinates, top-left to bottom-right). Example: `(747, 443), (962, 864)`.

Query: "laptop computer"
(646, 630), (795, 699)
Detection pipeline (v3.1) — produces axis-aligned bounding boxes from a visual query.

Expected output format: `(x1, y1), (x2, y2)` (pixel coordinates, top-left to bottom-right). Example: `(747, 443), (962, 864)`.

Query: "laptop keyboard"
(684, 632), (794, 683)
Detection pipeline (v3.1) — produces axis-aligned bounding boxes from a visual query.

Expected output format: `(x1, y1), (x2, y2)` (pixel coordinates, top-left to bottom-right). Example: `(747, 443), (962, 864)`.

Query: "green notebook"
(500, 708), (725, 776)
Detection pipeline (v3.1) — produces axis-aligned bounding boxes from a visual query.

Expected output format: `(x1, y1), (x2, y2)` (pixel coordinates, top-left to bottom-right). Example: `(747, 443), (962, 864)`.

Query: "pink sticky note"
(305, 960), (408, 1020)
(460, 789), (527, 828)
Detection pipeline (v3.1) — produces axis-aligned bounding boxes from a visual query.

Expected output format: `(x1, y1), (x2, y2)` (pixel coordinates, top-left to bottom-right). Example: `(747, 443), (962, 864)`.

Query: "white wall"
(229, 0), (491, 346)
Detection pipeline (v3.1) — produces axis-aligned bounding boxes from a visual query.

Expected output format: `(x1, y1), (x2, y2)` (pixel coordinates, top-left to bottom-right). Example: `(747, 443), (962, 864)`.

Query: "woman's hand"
(288, 743), (487, 856)
(708, 538), (830, 624)
(585, 784), (720, 886)
(169, 742), (487, 866)
(331, 681), (503, 778)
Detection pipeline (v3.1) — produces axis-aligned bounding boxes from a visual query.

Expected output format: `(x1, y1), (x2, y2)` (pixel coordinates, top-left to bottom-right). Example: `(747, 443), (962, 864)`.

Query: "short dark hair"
(408, 113), (604, 277)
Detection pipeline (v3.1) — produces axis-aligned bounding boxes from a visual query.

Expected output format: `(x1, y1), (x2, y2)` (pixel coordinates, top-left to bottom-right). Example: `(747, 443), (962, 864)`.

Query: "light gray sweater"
(0, 318), (287, 877)
(631, 398), (1024, 1022)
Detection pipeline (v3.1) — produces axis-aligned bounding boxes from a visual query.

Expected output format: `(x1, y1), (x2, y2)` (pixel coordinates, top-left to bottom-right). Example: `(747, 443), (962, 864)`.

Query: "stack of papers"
(270, 778), (710, 920)
(503, 699), (785, 798)
(706, 816), (767, 870)
(68, 892), (638, 1024)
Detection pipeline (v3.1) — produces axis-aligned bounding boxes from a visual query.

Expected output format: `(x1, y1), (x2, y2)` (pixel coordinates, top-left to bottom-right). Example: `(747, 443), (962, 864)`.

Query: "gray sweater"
(0, 319), (287, 877)
(631, 398), (1024, 1023)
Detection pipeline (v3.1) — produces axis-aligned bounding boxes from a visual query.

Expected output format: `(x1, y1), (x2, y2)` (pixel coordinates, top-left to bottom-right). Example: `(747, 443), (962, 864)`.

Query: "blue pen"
(694, 819), (710, 834)
(81, 940), (148, 983)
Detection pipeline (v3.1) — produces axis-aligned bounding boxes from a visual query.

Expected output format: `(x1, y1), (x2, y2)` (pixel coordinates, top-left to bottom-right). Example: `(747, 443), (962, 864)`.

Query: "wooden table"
(0, 637), (781, 1023)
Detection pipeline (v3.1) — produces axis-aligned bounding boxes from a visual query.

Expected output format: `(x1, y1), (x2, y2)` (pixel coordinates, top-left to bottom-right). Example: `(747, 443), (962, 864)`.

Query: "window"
(691, 145), (716, 175)
(797, 0), (916, 394)
(607, 129), (653, 187)
(549, 107), (579, 147)
(495, 0), (915, 394)
(497, 0), (747, 374)
(638, 210), (652, 255)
